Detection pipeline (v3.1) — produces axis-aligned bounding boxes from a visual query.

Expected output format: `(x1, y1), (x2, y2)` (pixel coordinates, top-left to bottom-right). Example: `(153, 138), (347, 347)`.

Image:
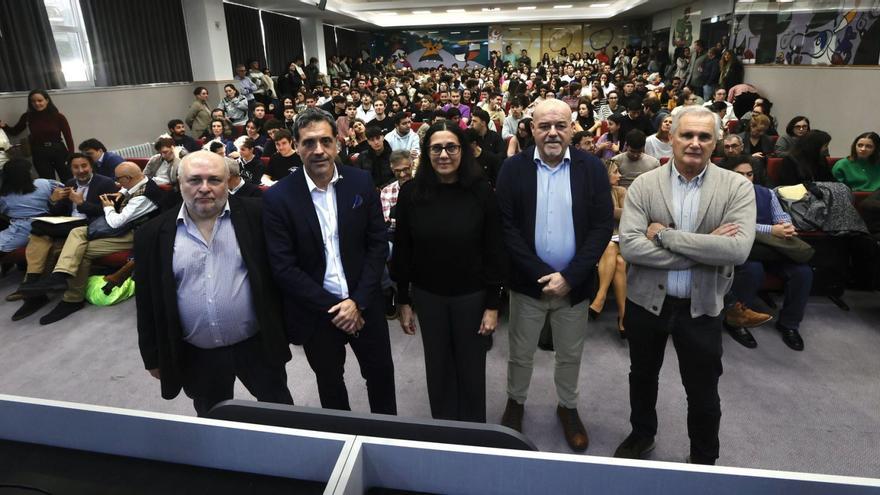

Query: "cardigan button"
(652, 305), (658, 311)
(658, 284), (664, 290)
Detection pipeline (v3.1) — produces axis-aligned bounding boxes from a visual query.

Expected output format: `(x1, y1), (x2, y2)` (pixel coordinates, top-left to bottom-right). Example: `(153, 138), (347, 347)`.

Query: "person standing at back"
(615, 106), (755, 465)
(495, 99), (614, 452)
(1, 90), (73, 181)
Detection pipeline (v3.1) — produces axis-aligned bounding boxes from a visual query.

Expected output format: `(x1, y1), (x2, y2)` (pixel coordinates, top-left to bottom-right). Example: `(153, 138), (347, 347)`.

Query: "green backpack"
(85, 276), (135, 306)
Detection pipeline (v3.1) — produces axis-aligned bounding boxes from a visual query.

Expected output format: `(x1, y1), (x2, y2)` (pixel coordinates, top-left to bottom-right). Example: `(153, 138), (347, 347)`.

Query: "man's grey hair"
(291, 107), (338, 142)
(670, 106), (722, 141)
(227, 157), (240, 177)
(724, 133), (744, 145)
(389, 150), (411, 166)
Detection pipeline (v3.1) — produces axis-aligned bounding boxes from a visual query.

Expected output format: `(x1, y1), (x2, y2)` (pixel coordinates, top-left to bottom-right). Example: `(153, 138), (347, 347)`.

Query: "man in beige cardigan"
(615, 106), (756, 465)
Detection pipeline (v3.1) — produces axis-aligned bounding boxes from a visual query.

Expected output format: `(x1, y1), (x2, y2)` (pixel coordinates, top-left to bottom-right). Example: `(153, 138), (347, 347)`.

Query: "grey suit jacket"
(619, 162), (756, 318)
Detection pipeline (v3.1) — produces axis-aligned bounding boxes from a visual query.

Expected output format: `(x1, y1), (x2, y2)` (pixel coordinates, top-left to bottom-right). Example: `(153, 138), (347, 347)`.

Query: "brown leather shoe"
(725, 302), (772, 329)
(557, 405), (589, 452)
(500, 398), (524, 433)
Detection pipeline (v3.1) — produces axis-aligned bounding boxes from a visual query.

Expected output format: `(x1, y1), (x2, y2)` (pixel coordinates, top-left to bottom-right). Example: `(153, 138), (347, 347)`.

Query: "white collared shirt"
(304, 166), (350, 299)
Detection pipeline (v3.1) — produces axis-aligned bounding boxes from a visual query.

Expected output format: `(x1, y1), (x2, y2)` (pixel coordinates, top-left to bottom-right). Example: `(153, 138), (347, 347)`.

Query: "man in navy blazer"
(263, 108), (396, 415)
(495, 99), (613, 451)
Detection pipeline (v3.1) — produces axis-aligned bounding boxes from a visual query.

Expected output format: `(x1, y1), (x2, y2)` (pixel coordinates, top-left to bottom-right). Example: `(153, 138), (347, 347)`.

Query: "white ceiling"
(238, 0), (692, 28)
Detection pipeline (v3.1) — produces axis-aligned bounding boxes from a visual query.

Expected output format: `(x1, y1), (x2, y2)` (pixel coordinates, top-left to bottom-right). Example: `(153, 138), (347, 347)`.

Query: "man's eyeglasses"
(115, 175), (132, 182)
(428, 144), (461, 156)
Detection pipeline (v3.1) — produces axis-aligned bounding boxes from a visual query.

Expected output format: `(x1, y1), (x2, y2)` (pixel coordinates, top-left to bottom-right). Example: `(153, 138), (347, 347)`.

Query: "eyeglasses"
(428, 144), (461, 156)
(793, 124), (809, 130)
(115, 175), (132, 182)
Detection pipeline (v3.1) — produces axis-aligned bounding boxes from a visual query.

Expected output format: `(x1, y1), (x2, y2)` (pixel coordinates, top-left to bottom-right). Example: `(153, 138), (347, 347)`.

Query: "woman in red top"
(1, 90), (73, 181)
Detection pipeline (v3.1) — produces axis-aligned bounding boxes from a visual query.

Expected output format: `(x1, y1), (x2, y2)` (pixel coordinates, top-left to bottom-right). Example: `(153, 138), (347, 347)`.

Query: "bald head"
(179, 150), (229, 183)
(115, 162), (145, 184)
(531, 99), (573, 166)
(532, 98), (571, 122)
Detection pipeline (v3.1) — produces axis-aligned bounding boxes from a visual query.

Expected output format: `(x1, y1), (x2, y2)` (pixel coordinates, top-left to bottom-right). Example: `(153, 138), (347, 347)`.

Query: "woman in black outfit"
(0, 90), (73, 181)
(777, 130), (834, 186)
(391, 121), (506, 423)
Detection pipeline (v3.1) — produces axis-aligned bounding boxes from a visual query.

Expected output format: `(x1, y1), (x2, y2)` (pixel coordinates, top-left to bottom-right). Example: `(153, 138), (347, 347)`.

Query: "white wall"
(743, 65), (880, 157)
(0, 82), (230, 152)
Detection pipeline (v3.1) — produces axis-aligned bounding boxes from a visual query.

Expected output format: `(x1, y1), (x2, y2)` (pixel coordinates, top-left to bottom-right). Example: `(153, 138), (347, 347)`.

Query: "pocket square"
(352, 194), (363, 209)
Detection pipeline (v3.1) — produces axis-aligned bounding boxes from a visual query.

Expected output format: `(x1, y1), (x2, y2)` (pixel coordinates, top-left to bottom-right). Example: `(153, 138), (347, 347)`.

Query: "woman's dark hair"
(412, 121), (483, 201)
(26, 89), (58, 114)
(0, 159), (37, 196)
(790, 129), (831, 180)
(785, 116), (810, 137)
(516, 117), (534, 149)
(849, 131), (880, 164)
(223, 84), (240, 98)
(193, 86), (208, 97)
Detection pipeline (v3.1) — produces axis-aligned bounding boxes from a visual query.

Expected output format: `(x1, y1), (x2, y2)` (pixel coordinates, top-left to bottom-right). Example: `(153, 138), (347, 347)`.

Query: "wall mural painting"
(672, 5), (700, 49)
(731, 1), (880, 65)
(376, 29), (489, 69)
(540, 24), (583, 60)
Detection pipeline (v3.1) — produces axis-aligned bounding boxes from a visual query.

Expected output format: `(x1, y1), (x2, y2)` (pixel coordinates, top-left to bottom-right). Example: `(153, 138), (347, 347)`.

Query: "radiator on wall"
(110, 143), (154, 159)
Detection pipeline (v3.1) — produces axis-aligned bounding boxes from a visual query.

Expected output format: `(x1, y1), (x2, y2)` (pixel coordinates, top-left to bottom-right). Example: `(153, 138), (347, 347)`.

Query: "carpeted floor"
(0, 272), (877, 479)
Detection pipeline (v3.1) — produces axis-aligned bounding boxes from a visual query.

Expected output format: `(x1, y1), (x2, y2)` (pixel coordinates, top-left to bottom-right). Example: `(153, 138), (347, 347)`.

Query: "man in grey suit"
(614, 106), (756, 465)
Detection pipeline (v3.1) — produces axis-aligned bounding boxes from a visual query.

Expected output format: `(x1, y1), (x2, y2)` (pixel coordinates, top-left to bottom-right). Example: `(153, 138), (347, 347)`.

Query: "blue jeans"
(703, 84), (716, 102)
(731, 260), (813, 330)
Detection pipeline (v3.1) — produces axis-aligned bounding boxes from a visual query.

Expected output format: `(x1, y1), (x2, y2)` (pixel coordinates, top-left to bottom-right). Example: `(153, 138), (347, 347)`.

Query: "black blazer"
(263, 165), (389, 345)
(232, 181), (264, 198)
(134, 195), (291, 400)
(495, 146), (614, 305)
(48, 174), (118, 220)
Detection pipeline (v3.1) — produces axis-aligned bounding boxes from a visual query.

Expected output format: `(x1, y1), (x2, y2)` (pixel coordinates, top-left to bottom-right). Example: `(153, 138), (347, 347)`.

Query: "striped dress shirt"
(665, 163), (708, 298)
(173, 201), (258, 349)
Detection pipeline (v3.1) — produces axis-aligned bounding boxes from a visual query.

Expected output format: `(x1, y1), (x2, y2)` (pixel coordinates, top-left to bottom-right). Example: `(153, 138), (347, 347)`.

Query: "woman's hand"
(398, 304), (417, 335)
(478, 309), (499, 336)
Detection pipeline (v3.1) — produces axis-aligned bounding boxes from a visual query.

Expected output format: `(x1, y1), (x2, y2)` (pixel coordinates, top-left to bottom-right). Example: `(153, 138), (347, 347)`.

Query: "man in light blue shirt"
(496, 99), (614, 452)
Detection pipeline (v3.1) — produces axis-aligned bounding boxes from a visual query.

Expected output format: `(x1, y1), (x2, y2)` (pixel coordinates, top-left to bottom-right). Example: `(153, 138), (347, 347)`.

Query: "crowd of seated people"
(1, 41), (879, 461)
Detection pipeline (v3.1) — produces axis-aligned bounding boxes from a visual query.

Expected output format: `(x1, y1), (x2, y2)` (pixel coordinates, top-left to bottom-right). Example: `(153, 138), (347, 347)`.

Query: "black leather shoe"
(18, 273), (70, 297)
(614, 432), (656, 459)
(588, 307), (600, 321)
(12, 296), (50, 321)
(500, 398), (524, 433)
(557, 405), (589, 452)
(39, 300), (84, 325)
(724, 321), (757, 349)
(776, 323), (804, 351)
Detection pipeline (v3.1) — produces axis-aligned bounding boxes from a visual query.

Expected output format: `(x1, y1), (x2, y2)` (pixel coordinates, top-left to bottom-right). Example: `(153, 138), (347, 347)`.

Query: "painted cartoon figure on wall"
(732, 2), (880, 66)
(674, 6), (694, 47)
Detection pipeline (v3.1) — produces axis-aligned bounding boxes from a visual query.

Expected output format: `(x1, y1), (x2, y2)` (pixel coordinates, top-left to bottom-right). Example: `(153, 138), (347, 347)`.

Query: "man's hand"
(472, 144), (483, 157)
(711, 223), (739, 237)
(148, 368), (161, 379)
(537, 272), (571, 297)
(398, 304), (417, 335)
(50, 186), (71, 202)
(328, 299), (362, 334)
(478, 309), (498, 336)
(409, 148), (419, 159)
(99, 194), (115, 208)
(752, 151), (764, 158)
(646, 222), (666, 241)
(771, 222), (796, 239)
(69, 188), (85, 206)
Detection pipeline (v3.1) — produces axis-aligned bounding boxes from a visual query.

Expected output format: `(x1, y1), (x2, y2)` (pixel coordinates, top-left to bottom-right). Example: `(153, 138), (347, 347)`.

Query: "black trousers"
(625, 297), (724, 464)
(302, 311), (397, 415)
(412, 287), (489, 423)
(181, 336), (293, 417)
(31, 142), (71, 182)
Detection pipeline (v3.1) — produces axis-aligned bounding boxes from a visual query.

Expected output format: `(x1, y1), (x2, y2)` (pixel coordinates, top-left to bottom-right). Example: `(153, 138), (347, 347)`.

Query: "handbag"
(752, 232), (815, 264)
(86, 216), (137, 240)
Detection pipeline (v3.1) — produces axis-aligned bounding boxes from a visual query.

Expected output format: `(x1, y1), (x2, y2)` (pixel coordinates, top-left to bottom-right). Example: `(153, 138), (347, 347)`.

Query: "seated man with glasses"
(18, 162), (163, 324)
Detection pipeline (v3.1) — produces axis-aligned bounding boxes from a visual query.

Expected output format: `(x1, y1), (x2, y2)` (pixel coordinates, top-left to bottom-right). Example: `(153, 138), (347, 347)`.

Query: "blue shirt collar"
(670, 160), (708, 186)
